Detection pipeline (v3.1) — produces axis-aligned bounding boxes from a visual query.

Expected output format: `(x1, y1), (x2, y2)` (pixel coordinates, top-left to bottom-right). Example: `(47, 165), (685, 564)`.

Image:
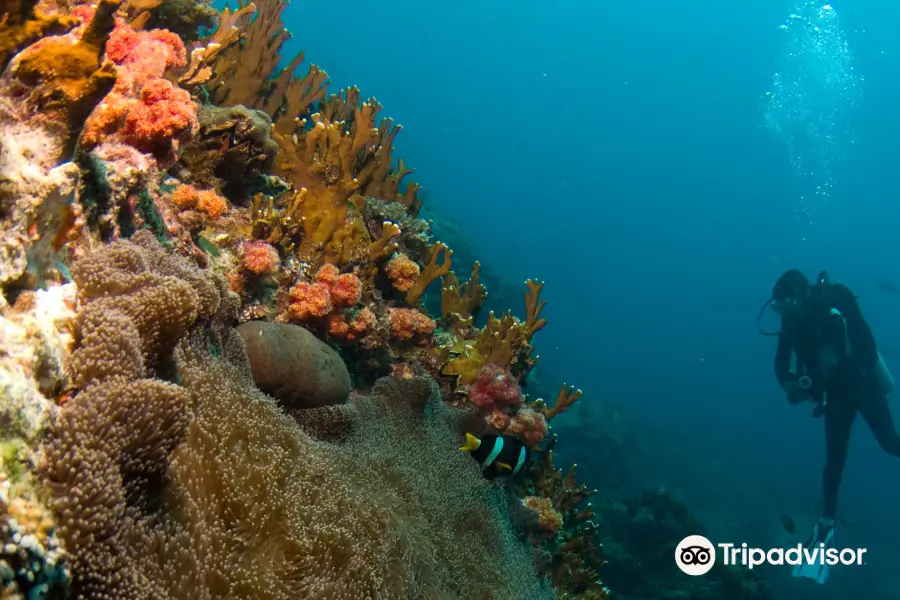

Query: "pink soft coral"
(506, 407), (549, 447)
(468, 364), (522, 412)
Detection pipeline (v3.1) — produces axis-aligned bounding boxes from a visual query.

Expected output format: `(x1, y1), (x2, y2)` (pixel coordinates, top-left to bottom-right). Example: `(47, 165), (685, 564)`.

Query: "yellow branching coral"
(203, 0), (422, 267)
(368, 221), (401, 266)
(406, 242), (452, 305)
(441, 261), (487, 320)
(207, 0), (323, 115)
(541, 384), (583, 421)
(525, 279), (547, 337)
(442, 311), (532, 385)
(177, 2), (255, 88)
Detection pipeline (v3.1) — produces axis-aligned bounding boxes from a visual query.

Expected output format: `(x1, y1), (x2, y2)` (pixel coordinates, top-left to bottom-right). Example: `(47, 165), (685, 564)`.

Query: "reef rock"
(236, 321), (350, 409)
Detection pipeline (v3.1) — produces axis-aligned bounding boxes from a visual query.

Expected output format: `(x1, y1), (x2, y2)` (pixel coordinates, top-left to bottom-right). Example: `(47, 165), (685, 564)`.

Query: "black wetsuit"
(775, 283), (900, 519)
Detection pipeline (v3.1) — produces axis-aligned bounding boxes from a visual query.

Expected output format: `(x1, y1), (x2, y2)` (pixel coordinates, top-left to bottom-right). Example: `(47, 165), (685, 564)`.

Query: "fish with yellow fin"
(459, 433), (530, 479)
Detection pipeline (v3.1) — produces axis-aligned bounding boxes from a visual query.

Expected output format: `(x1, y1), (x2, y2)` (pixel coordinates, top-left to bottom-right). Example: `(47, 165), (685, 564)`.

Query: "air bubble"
(763, 2), (861, 228)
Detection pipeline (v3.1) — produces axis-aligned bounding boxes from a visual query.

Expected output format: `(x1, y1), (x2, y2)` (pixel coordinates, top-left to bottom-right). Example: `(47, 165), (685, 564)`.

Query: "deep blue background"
(267, 0), (900, 596)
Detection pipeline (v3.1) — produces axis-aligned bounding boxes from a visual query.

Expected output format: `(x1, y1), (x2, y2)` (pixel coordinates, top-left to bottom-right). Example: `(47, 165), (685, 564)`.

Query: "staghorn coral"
(540, 383), (583, 422)
(406, 241), (452, 305)
(204, 0), (423, 267)
(525, 279), (547, 337)
(441, 261), (487, 321)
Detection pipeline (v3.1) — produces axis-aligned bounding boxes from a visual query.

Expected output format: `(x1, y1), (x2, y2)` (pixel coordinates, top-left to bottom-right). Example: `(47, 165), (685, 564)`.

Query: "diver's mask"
(771, 295), (801, 315)
(757, 291), (807, 335)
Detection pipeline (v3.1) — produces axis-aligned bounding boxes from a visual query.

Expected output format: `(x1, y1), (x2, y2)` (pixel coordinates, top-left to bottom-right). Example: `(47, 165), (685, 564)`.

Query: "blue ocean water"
(276, 0), (900, 597)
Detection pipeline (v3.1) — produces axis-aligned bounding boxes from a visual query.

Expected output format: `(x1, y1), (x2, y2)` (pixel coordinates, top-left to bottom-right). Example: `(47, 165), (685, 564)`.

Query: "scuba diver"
(758, 269), (900, 584)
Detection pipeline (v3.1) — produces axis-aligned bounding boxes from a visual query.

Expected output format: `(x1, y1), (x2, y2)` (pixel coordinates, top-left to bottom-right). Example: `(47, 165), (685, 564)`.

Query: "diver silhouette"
(758, 269), (900, 583)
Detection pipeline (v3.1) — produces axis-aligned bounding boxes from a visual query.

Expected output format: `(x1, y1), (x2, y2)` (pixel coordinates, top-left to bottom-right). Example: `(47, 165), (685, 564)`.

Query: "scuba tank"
(830, 307), (894, 396)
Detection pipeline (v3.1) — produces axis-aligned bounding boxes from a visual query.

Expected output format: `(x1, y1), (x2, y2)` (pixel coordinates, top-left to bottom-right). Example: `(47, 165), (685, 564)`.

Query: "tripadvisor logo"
(675, 535), (867, 575)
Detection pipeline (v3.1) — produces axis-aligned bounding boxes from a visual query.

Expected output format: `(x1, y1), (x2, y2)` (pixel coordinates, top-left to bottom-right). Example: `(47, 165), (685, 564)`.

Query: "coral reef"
(517, 435), (609, 600)
(594, 489), (774, 600)
(0, 0), (606, 597)
(39, 235), (552, 598)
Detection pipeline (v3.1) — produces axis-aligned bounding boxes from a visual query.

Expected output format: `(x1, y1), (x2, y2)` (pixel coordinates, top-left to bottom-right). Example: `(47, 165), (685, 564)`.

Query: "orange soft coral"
(288, 282), (333, 320)
(523, 496), (563, 535)
(326, 309), (375, 342)
(169, 184), (228, 219)
(242, 241), (280, 276)
(314, 264), (362, 307)
(288, 266), (364, 325)
(196, 189), (227, 219)
(171, 184), (199, 209)
(385, 253), (420, 293)
(387, 308), (435, 341)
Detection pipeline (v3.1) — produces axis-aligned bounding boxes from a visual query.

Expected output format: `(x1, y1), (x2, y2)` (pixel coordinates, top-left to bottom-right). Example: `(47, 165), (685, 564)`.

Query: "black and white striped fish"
(459, 433), (529, 479)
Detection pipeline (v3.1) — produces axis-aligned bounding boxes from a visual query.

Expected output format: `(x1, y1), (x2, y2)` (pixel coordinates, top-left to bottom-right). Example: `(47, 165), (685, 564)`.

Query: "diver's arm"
(775, 331), (798, 385)
(775, 331), (809, 403)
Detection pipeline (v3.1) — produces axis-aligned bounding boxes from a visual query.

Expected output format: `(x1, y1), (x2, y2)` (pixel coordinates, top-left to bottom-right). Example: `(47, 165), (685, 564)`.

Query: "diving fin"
(791, 519), (835, 584)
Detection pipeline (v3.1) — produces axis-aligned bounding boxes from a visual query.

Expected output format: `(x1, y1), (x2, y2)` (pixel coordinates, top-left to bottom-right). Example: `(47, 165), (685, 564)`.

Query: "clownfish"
(459, 433), (529, 479)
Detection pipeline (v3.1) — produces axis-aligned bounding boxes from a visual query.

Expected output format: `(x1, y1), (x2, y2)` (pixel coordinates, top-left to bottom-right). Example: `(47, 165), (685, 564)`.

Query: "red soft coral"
(468, 364), (522, 412)
(81, 22), (196, 164)
(121, 78), (197, 160)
